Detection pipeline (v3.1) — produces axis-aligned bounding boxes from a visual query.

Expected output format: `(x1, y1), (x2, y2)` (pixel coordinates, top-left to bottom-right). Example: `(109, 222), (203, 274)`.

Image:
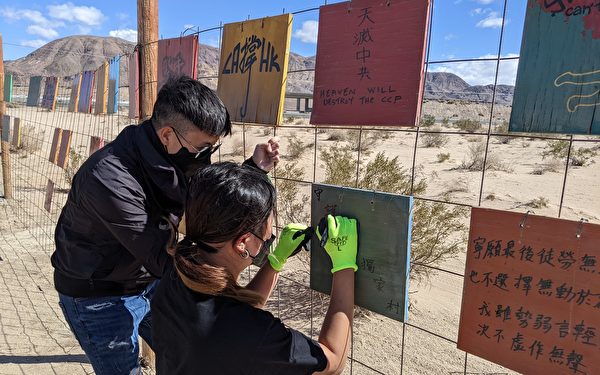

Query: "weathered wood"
(138, 0), (158, 120)
(0, 34), (12, 199)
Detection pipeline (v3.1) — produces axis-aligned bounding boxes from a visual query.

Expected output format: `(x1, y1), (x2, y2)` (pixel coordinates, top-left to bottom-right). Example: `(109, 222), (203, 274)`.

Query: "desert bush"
(16, 124), (45, 154)
(531, 159), (563, 175)
(494, 121), (513, 144)
(525, 196), (550, 209)
(275, 162), (310, 225)
(442, 117), (450, 126)
(421, 127), (449, 148)
(420, 114), (435, 127)
(348, 131), (380, 154)
(437, 153), (451, 163)
(64, 146), (87, 186)
(455, 118), (482, 133)
(458, 141), (512, 172)
(326, 130), (348, 142)
(485, 193), (496, 201)
(261, 127), (273, 136)
(320, 145), (465, 282)
(542, 140), (598, 167)
(287, 134), (308, 159)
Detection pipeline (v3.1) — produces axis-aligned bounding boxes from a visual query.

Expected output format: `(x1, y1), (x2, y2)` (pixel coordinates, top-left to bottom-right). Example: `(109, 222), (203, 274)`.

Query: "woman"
(152, 162), (358, 375)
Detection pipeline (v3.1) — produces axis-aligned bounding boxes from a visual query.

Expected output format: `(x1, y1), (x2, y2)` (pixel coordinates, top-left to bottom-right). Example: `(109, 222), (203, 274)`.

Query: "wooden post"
(137, 0), (158, 120)
(0, 34), (13, 199)
(137, 0), (158, 366)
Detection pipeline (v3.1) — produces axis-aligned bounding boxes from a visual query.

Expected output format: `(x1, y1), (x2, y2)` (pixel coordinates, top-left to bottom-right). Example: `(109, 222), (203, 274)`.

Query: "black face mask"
(168, 146), (212, 178)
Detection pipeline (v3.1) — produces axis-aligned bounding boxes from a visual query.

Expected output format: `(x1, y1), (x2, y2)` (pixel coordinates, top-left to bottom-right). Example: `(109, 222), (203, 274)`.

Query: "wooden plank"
(89, 136), (104, 156)
(41, 77), (60, 111)
(49, 128), (63, 164)
(3, 73), (12, 102)
(157, 35), (198, 91)
(56, 129), (72, 169)
(310, 1), (430, 126)
(68, 74), (82, 113)
(78, 71), (95, 113)
(107, 57), (120, 114)
(458, 208), (600, 374)
(12, 118), (20, 148)
(95, 62), (109, 115)
(26, 76), (43, 107)
(44, 179), (55, 213)
(310, 183), (413, 322)
(510, 0), (600, 134)
(1, 115), (9, 142)
(217, 14), (292, 125)
(128, 51), (140, 119)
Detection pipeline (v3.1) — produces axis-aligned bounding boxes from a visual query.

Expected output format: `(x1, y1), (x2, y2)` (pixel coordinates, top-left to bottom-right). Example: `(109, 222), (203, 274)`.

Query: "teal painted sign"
(510, 0), (600, 134)
(3, 73), (12, 102)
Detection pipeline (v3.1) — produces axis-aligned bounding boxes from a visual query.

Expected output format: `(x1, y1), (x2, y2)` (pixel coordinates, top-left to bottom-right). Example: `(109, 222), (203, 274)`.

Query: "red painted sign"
(310, 0), (430, 126)
(157, 35), (199, 91)
(459, 208), (600, 375)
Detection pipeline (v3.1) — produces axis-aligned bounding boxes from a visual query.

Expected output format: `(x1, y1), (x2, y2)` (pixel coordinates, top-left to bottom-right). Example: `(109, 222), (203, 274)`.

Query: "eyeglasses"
(170, 127), (221, 159)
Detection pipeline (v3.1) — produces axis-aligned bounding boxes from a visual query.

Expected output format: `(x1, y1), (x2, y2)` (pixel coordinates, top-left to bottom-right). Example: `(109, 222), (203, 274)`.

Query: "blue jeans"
(58, 281), (158, 375)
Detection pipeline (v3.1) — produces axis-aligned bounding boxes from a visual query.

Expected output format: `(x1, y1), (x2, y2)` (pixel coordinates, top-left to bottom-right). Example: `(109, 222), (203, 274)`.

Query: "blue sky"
(0, 0), (527, 85)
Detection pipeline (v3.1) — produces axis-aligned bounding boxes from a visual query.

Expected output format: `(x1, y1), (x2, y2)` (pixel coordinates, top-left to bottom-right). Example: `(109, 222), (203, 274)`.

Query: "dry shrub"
(455, 118), (482, 133)
(458, 141), (513, 173)
(542, 140), (598, 167)
(286, 134), (312, 159)
(420, 114), (435, 127)
(437, 153), (451, 163)
(64, 146), (87, 186)
(531, 159), (563, 175)
(16, 124), (45, 155)
(525, 196), (550, 209)
(421, 127), (449, 148)
(275, 162), (310, 225)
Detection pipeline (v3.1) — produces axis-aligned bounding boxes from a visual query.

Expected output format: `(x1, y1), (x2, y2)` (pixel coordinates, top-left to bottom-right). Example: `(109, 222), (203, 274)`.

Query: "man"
(51, 76), (280, 375)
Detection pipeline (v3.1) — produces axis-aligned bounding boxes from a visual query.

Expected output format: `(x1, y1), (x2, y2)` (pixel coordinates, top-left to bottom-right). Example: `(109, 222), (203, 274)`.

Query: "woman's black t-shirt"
(151, 268), (328, 375)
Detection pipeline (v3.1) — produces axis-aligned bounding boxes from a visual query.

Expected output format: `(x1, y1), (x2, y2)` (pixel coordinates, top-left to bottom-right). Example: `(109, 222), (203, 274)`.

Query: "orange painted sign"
(458, 208), (600, 375)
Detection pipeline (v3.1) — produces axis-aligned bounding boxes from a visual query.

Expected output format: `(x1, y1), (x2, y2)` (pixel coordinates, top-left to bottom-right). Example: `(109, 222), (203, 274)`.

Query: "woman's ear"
(233, 234), (251, 256)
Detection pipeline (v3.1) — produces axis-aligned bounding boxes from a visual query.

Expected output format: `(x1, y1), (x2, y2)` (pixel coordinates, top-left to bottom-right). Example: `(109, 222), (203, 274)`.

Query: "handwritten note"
(458, 208), (600, 374)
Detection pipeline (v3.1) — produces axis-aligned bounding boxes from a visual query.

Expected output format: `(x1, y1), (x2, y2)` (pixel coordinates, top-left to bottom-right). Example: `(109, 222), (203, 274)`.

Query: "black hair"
(173, 162), (275, 305)
(151, 76), (232, 137)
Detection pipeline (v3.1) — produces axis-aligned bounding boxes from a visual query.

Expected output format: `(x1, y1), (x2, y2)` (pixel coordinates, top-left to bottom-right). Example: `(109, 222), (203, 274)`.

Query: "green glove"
(317, 215), (358, 273)
(268, 223), (311, 271)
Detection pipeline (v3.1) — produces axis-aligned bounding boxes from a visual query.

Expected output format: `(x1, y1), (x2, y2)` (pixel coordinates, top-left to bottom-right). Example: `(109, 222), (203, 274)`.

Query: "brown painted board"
(68, 73), (82, 113)
(1, 115), (10, 142)
(310, 0), (430, 126)
(12, 118), (21, 148)
(128, 51), (140, 119)
(217, 14), (292, 125)
(157, 35), (199, 91)
(310, 183), (413, 322)
(26, 76), (42, 107)
(44, 179), (54, 213)
(458, 207), (600, 375)
(41, 77), (60, 111)
(56, 130), (72, 169)
(89, 136), (105, 156)
(95, 62), (109, 115)
(49, 128), (63, 164)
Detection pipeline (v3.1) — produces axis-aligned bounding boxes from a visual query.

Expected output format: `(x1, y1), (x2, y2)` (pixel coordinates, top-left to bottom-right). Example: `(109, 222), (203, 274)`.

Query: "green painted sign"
(3, 73), (12, 102)
(510, 0), (600, 134)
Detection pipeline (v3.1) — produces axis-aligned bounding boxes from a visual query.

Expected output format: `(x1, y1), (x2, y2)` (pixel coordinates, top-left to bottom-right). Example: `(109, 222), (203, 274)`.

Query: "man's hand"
(252, 138), (280, 173)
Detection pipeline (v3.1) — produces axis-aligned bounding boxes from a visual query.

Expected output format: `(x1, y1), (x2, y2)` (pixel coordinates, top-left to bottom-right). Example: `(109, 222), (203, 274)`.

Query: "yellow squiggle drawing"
(566, 90), (600, 113)
(555, 69), (600, 87)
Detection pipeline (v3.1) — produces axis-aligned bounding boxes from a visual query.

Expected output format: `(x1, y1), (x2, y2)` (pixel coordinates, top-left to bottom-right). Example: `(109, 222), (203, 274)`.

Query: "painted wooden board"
(217, 14), (292, 125)
(95, 62), (109, 115)
(1, 115), (10, 142)
(157, 35), (198, 91)
(310, 183), (413, 322)
(44, 179), (54, 213)
(78, 71), (95, 113)
(41, 77), (60, 111)
(310, 0), (430, 126)
(56, 130), (72, 169)
(128, 50), (140, 119)
(510, 0), (600, 134)
(12, 118), (21, 148)
(4, 73), (12, 102)
(68, 74), (82, 113)
(26, 76), (43, 107)
(107, 57), (120, 114)
(49, 128), (63, 164)
(458, 208), (600, 374)
(89, 136), (104, 156)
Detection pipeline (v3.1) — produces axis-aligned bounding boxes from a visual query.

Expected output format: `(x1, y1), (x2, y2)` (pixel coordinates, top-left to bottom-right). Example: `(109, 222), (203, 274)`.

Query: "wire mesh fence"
(1, 0), (600, 374)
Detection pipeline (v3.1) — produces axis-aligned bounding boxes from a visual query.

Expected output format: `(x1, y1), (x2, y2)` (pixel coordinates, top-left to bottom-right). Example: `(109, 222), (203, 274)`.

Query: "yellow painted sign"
(217, 14), (292, 125)
(95, 61), (109, 115)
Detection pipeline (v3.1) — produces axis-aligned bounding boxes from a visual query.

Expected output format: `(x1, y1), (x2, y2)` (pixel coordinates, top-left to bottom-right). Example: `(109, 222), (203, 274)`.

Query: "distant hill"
(4, 35), (513, 105)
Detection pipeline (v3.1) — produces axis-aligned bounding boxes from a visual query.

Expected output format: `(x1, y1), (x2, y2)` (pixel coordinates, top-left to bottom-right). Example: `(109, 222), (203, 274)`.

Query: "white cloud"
(48, 2), (105, 26)
(294, 20), (318, 44)
(183, 24), (195, 30)
(444, 33), (457, 41)
(476, 11), (504, 28)
(473, 0), (496, 4)
(430, 53), (519, 86)
(0, 7), (64, 28)
(21, 39), (48, 48)
(109, 28), (138, 42)
(27, 24), (59, 39)
(117, 12), (129, 21)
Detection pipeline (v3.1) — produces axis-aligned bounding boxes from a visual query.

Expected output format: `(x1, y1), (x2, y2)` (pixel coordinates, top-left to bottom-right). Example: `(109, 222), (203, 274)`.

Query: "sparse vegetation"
(421, 127), (449, 148)
(348, 131), (381, 154)
(455, 118), (482, 133)
(494, 121), (513, 144)
(15, 124), (45, 155)
(442, 117), (449, 126)
(437, 153), (451, 163)
(458, 141), (512, 173)
(525, 196), (550, 209)
(420, 114), (435, 127)
(64, 146), (86, 186)
(286, 134), (313, 159)
(542, 140), (598, 167)
(274, 162), (310, 225)
(485, 193), (496, 201)
(531, 159), (563, 175)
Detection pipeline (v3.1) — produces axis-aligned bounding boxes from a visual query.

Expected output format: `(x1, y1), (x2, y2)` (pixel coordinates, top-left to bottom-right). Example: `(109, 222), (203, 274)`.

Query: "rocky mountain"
(4, 36), (513, 104)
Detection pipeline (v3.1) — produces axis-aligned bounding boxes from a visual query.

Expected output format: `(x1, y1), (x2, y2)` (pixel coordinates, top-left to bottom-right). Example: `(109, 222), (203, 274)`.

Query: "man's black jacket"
(52, 120), (187, 297)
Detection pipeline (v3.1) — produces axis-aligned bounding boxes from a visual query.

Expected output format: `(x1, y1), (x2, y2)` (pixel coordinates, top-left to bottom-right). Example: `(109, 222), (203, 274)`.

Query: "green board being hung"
(310, 183), (413, 323)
